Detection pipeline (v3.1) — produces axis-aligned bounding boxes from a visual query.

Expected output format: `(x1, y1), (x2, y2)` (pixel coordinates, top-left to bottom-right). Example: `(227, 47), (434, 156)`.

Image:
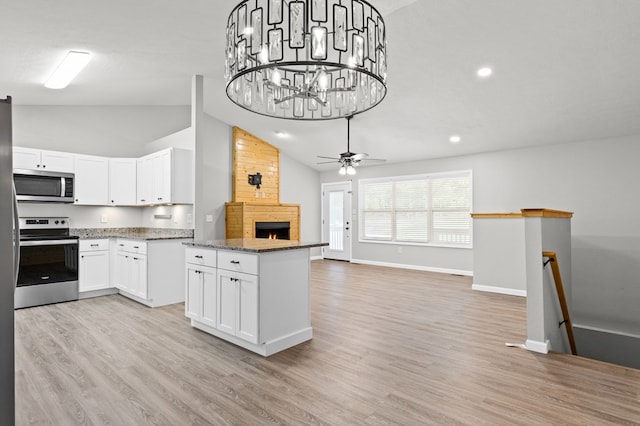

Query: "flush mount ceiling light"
(44, 51), (91, 89)
(225, 0), (388, 120)
(449, 135), (461, 144)
(477, 67), (493, 78)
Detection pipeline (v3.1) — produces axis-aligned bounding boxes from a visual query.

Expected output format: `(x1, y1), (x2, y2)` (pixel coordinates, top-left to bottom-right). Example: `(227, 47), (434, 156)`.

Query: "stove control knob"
(60, 220), (66, 225)
(54, 220), (59, 225)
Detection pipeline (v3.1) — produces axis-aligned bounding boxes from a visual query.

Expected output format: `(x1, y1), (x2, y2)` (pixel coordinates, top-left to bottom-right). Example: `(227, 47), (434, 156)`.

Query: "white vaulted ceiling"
(2, 0), (640, 170)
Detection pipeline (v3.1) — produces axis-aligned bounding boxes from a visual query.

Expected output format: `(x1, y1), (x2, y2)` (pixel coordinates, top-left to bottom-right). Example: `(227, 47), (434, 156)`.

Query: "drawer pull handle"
(133, 246), (139, 249)
(90, 244), (99, 247)
(230, 278), (239, 282)
(194, 255), (203, 259)
(230, 260), (240, 265)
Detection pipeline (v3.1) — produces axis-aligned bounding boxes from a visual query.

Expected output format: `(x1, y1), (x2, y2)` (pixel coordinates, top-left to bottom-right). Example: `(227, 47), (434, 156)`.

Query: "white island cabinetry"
(184, 239), (326, 356)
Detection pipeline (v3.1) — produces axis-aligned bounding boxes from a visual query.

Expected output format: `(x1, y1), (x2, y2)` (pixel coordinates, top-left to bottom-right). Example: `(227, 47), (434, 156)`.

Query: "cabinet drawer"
(79, 239), (109, 251)
(116, 239), (148, 254)
(185, 248), (216, 268)
(217, 250), (258, 275)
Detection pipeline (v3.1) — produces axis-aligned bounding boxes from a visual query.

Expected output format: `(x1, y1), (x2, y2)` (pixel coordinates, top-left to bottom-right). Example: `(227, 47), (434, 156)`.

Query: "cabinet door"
(109, 158), (137, 205)
(130, 255), (148, 299)
(185, 267), (203, 320)
(201, 267), (217, 328)
(40, 150), (74, 173)
(217, 271), (237, 336)
(79, 251), (110, 292)
(74, 154), (109, 205)
(151, 149), (171, 204)
(115, 252), (130, 292)
(13, 147), (41, 170)
(237, 273), (259, 344)
(136, 156), (153, 205)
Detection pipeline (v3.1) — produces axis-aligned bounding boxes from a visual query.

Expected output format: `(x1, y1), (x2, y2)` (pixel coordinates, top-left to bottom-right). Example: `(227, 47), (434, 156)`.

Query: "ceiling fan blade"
(351, 153), (369, 161)
(317, 160), (341, 164)
(360, 158), (387, 162)
(317, 155), (340, 160)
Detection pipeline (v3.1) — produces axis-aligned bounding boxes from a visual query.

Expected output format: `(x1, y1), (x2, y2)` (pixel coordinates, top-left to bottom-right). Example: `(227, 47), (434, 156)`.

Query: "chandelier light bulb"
(346, 165), (356, 175)
(271, 69), (282, 86)
(339, 166), (347, 175)
(258, 45), (269, 64)
(318, 72), (329, 90)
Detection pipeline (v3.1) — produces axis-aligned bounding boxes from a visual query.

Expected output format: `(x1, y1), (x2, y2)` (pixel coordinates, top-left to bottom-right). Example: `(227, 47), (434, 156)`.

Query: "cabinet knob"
(42, 165), (46, 168)
(36, 164), (40, 168)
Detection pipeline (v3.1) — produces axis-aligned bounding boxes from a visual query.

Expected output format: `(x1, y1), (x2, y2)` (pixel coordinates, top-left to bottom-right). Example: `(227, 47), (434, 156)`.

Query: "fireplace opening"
(255, 221), (290, 240)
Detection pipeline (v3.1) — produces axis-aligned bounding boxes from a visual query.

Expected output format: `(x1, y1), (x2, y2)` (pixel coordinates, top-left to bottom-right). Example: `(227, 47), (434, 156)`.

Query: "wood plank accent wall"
(232, 127), (280, 204)
(226, 202), (300, 240)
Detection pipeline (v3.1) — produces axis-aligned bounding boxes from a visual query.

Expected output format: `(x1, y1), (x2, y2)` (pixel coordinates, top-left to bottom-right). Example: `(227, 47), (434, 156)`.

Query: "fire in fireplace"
(255, 221), (290, 240)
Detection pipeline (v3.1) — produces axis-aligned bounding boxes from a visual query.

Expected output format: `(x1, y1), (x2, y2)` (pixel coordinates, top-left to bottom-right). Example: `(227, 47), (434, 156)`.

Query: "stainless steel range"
(15, 217), (79, 309)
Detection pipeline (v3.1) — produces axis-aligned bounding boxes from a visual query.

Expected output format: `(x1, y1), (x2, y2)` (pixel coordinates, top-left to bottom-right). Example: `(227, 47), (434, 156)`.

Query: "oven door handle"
(13, 182), (20, 293)
(20, 239), (79, 247)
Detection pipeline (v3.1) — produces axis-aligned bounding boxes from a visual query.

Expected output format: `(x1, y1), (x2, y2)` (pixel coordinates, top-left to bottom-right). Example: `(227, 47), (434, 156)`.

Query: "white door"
(322, 182), (352, 261)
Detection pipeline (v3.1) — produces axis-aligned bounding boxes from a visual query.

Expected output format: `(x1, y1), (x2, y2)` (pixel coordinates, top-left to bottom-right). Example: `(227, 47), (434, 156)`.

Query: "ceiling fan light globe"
(346, 165), (356, 175)
(339, 166), (347, 175)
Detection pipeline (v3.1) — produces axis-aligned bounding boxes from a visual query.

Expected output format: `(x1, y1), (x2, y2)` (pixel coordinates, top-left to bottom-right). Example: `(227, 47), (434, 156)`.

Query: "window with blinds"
(359, 170), (472, 247)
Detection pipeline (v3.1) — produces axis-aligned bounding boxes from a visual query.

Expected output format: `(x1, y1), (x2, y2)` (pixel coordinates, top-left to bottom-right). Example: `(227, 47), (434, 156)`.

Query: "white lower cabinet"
(217, 269), (258, 344)
(115, 248), (148, 299)
(185, 264), (217, 328)
(79, 239), (111, 292)
(115, 238), (188, 307)
(184, 245), (312, 356)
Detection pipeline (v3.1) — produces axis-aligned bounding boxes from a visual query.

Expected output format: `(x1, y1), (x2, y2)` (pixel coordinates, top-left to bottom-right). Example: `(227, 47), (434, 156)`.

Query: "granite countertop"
(71, 227), (194, 241)
(184, 238), (328, 253)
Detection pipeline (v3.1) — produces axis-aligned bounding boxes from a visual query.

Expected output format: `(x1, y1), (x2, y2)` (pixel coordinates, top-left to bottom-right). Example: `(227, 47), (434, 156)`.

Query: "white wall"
(13, 105), (192, 228)
(320, 134), (640, 335)
(280, 152), (322, 256)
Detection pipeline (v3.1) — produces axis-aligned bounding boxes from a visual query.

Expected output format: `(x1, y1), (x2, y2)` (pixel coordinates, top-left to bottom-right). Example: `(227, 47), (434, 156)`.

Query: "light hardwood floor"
(15, 260), (640, 425)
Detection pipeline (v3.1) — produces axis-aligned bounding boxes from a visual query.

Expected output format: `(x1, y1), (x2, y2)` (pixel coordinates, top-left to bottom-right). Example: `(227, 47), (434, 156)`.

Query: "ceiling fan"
(317, 116), (386, 175)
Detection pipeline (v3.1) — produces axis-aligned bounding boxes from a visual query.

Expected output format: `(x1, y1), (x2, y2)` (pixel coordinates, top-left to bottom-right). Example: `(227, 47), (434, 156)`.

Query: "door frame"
(321, 181), (353, 261)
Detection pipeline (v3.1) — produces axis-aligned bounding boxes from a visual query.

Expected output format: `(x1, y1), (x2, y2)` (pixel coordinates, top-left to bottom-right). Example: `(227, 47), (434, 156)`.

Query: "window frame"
(358, 170), (473, 249)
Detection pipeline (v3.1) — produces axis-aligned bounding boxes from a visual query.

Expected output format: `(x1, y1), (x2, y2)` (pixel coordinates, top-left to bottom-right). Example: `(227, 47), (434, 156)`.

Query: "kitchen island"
(183, 238), (327, 356)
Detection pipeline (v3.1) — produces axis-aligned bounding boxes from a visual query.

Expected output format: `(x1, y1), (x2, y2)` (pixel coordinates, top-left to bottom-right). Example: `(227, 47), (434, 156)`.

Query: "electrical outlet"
(205, 215), (213, 223)
(262, 191), (266, 198)
(186, 213), (192, 224)
(100, 214), (108, 223)
(397, 246), (403, 254)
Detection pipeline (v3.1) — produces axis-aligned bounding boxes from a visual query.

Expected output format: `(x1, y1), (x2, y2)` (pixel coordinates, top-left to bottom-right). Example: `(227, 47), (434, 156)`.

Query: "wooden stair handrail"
(542, 251), (577, 355)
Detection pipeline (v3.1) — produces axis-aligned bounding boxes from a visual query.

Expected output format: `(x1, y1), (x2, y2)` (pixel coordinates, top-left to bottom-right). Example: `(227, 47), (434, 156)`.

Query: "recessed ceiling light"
(449, 135), (461, 144)
(44, 51), (91, 89)
(477, 67), (493, 78)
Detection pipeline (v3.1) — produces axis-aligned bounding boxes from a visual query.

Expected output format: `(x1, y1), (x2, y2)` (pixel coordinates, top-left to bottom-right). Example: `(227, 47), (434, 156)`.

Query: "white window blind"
(359, 171), (472, 247)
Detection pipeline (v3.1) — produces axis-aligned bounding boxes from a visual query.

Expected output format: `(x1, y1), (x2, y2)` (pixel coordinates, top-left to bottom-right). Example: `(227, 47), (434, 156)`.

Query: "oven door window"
(18, 242), (78, 287)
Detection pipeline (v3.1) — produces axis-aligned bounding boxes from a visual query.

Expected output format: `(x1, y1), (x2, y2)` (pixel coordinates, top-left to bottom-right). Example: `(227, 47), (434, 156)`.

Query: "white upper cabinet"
(136, 155), (153, 205)
(108, 158), (137, 206)
(137, 148), (193, 205)
(74, 154), (109, 205)
(13, 147), (74, 173)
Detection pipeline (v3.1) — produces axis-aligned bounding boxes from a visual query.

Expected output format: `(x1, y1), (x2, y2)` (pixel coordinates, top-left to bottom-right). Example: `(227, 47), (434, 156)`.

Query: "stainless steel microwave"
(13, 169), (75, 203)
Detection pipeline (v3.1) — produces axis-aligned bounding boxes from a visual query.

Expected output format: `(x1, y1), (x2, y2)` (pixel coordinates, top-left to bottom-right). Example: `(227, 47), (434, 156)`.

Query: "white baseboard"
(349, 258), (473, 276)
(310, 255), (323, 261)
(525, 339), (550, 354)
(472, 284), (526, 297)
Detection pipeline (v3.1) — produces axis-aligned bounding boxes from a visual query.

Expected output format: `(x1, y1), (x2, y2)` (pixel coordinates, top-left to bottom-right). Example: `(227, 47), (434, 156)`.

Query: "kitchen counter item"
(184, 238), (327, 253)
(71, 227), (194, 241)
